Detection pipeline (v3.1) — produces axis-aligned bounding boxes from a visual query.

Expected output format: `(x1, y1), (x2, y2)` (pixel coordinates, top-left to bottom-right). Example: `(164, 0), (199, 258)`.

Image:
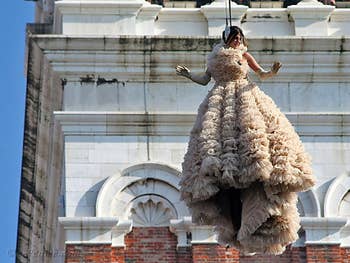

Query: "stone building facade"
(17, 0), (350, 262)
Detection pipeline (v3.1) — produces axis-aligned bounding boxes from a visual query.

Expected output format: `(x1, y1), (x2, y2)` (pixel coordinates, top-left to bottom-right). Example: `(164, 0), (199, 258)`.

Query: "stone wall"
(16, 29), (64, 263)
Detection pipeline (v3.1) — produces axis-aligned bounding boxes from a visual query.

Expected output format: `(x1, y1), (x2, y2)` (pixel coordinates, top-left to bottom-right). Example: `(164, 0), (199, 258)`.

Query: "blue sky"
(1, 1), (35, 262)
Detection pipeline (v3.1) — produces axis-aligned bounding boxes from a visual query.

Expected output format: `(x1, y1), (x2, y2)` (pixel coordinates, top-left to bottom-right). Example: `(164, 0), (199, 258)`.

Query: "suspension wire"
(225, 0), (228, 26)
(228, 0), (232, 26)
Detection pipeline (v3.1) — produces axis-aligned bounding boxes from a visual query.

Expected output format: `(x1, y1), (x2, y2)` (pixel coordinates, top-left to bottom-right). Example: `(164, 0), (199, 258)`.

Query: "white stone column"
(136, 3), (162, 35)
(54, 0), (146, 35)
(201, 0), (248, 36)
(288, 0), (334, 36)
(301, 217), (347, 245)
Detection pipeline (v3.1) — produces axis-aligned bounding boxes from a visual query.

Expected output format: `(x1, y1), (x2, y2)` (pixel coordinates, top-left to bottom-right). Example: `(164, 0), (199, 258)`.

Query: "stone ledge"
(31, 35), (350, 52)
(59, 217), (133, 246)
(59, 217), (118, 244)
(301, 217), (348, 245)
(59, 217), (117, 229)
(54, 111), (350, 136)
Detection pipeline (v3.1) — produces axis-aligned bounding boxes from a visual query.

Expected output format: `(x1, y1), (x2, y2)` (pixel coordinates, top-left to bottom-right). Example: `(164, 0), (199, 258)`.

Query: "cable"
(225, 0), (228, 26)
(228, 0), (232, 26)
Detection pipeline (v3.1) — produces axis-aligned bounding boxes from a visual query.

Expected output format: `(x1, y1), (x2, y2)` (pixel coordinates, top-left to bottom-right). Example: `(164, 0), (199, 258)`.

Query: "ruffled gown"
(179, 43), (315, 255)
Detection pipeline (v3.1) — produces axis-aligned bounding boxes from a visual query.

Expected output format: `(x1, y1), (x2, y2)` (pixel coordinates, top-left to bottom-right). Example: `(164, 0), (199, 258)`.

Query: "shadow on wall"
(315, 177), (334, 216)
(75, 179), (108, 216)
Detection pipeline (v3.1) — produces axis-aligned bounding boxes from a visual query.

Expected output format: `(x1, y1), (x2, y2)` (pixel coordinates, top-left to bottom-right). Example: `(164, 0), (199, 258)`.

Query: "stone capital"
(170, 217), (193, 248)
(111, 220), (133, 247)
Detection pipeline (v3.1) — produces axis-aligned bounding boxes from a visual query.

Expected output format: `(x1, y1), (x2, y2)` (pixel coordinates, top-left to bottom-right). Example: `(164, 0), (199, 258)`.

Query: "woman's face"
(228, 33), (242, 49)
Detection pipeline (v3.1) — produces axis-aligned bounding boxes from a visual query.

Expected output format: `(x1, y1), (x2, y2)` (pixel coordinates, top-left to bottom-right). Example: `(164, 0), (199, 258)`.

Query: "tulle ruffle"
(179, 43), (315, 255)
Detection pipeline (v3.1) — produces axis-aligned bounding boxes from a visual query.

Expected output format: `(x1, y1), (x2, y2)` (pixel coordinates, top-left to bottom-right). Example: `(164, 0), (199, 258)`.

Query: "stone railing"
(53, 0), (350, 36)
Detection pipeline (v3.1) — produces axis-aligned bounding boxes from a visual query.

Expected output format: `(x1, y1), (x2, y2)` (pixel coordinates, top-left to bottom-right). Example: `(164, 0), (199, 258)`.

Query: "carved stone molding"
(129, 196), (177, 227)
(96, 163), (190, 225)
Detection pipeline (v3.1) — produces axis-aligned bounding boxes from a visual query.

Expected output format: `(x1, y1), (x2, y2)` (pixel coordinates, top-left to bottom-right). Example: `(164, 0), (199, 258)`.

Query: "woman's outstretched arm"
(243, 52), (282, 80)
(176, 65), (211, 86)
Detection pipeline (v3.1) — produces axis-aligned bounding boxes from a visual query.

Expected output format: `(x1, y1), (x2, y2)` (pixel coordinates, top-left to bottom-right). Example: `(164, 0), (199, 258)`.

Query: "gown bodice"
(207, 43), (249, 83)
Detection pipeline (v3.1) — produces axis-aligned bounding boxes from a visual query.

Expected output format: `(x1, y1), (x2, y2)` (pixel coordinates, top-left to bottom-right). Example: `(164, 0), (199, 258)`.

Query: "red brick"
(64, 229), (350, 263)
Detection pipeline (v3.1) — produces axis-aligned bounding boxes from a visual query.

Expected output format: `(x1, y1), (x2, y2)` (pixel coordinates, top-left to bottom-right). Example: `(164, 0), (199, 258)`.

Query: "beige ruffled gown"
(180, 43), (315, 255)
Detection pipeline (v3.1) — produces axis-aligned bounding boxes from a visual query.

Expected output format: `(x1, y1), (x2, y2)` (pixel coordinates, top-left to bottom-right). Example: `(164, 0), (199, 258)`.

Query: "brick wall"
(177, 246), (193, 263)
(341, 247), (350, 263)
(65, 244), (125, 263)
(240, 246), (306, 263)
(124, 227), (178, 263)
(306, 245), (343, 263)
(65, 228), (350, 263)
(192, 244), (239, 263)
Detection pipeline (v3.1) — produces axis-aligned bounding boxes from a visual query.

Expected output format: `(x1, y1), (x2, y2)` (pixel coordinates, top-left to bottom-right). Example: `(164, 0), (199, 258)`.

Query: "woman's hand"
(176, 65), (191, 78)
(255, 61), (282, 80)
(175, 65), (211, 86)
(271, 61), (282, 74)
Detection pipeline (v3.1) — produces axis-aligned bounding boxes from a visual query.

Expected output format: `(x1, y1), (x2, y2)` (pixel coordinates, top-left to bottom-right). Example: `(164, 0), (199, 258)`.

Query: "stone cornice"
(54, 111), (350, 136)
(31, 35), (350, 52)
(25, 35), (350, 82)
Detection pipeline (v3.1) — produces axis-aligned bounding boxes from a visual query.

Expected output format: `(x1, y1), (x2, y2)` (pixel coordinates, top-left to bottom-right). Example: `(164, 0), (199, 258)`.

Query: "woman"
(176, 26), (315, 255)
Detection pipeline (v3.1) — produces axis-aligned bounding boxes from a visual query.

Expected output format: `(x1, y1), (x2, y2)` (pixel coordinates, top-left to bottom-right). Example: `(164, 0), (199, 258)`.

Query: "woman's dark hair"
(222, 26), (248, 47)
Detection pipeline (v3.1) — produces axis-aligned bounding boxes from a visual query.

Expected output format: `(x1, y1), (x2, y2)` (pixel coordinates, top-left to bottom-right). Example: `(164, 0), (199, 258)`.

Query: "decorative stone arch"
(324, 172), (350, 217)
(96, 162), (190, 226)
(297, 189), (321, 217)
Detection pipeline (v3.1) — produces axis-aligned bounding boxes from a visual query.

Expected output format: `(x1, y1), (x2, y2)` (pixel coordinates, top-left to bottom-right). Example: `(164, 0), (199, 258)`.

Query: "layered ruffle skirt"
(180, 79), (315, 255)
